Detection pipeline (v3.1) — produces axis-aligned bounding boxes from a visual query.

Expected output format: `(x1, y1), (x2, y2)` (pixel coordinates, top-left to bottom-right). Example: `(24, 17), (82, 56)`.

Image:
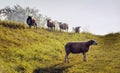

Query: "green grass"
(0, 20), (120, 73)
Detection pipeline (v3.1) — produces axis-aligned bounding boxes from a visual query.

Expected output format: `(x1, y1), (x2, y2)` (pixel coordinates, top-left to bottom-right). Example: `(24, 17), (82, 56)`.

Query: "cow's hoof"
(65, 61), (70, 63)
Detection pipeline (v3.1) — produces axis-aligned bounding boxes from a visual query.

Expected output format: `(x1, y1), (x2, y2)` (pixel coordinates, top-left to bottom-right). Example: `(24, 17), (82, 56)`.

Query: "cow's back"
(65, 42), (87, 53)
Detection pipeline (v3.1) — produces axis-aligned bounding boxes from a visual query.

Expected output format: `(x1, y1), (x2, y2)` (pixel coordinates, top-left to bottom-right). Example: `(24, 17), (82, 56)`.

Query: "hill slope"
(0, 20), (120, 73)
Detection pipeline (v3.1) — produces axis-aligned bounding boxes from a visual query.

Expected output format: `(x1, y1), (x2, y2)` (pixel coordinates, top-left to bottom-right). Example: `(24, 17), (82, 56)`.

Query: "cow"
(64, 40), (97, 63)
(59, 22), (68, 32)
(46, 19), (55, 31)
(26, 16), (37, 28)
(74, 26), (81, 33)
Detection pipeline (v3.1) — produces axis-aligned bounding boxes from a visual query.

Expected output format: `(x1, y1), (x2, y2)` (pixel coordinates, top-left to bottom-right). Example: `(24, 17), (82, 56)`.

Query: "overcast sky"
(0, 0), (120, 35)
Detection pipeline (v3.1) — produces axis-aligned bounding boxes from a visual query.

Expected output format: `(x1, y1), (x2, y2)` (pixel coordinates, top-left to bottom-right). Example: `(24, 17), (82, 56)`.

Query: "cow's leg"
(53, 26), (55, 31)
(83, 52), (86, 62)
(50, 27), (52, 31)
(65, 53), (70, 63)
(35, 23), (37, 29)
(33, 23), (36, 29)
(60, 29), (61, 32)
(66, 28), (68, 32)
(66, 29), (68, 32)
(65, 49), (70, 63)
(29, 25), (31, 28)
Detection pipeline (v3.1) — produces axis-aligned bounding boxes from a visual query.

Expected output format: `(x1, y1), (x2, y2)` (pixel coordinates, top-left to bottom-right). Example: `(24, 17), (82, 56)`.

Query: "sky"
(0, 0), (120, 35)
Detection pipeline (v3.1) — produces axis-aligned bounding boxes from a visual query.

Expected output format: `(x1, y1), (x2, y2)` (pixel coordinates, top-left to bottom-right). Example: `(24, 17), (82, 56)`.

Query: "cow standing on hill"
(26, 16), (37, 28)
(59, 22), (68, 32)
(64, 40), (97, 63)
(74, 26), (81, 33)
(46, 19), (55, 31)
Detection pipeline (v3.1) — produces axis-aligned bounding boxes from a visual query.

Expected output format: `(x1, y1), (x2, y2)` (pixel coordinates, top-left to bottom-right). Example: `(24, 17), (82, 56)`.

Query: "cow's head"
(88, 40), (97, 45)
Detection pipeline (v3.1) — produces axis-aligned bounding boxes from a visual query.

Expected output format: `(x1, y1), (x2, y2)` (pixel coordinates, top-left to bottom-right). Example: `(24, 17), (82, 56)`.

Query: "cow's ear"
(91, 40), (97, 45)
(88, 40), (94, 44)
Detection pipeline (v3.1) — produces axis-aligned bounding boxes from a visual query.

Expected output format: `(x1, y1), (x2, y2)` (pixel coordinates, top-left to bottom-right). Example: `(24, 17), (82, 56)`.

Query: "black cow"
(64, 40), (97, 63)
(26, 16), (37, 28)
(59, 22), (68, 32)
(74, 26), (81, 33)
(46, 19), (55, 31)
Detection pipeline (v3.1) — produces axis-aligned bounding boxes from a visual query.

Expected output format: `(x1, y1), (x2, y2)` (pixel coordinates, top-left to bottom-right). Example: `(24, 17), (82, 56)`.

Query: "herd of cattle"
(26, 16), (81, 33)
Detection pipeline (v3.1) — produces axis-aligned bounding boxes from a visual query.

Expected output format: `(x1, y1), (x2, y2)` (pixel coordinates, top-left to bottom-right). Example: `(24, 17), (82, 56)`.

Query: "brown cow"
(64, 40), (97, 63)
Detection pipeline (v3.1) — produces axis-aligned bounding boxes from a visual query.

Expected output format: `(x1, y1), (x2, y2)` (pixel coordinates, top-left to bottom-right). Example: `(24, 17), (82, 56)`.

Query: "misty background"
(0, 0), (120, 35)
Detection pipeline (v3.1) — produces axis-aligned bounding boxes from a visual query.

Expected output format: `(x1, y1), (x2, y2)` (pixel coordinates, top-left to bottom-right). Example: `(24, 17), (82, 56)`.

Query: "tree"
(0, 5), (46, 27)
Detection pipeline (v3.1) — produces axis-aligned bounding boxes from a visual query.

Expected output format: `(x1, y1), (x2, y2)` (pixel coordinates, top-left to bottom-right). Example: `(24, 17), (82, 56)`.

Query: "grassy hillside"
(0, 20), (120, 73)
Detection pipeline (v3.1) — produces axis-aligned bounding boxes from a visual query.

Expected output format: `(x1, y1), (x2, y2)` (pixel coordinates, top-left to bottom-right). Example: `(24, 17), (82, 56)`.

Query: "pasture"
(0, 20), (120, 73)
